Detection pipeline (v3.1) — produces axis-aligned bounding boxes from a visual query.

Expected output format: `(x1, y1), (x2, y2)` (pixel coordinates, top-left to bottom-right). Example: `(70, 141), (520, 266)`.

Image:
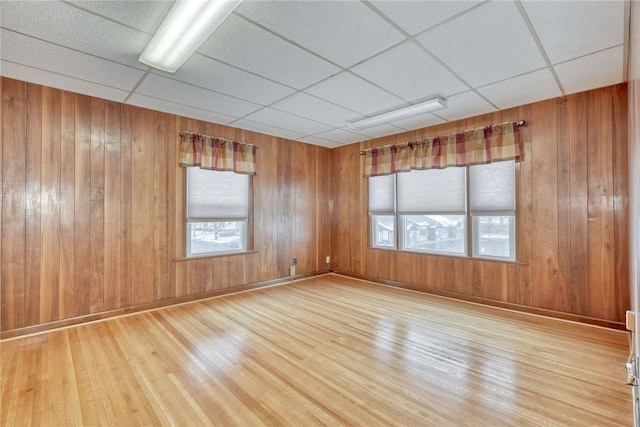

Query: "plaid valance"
(179, 132), (257, 175)
(361, 121), (523, 177)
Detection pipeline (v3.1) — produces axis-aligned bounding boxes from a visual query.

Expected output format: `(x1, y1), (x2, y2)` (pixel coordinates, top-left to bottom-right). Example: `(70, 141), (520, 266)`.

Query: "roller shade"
(187, 167), (249, 221)
(469, 160), (515, 214)
(397, 167), (466, 214)
(368, 174), (395, 214)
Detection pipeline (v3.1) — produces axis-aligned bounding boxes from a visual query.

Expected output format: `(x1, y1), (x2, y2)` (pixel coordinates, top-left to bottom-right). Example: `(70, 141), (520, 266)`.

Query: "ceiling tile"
(127, 94), (237, 125)
(434, 91), (496, 122)
(370, 0), (482, 36)
(271, 93), (360, 127)
(198, 14), (340, 90)
(136, 74), (262, 118)
(236, 1), (405, 68)
(417, 1), (546, 87)
(554, 46), (624, 96)
(1, 29), (144, 91)
(230, 119), (307, 141)
(351, 41), (467, 102)
(312, 128), (370, 145)
(478, 68), (561, 110)
(0, 1), (149, 69)
(297, 136), (346, 149)
(522, 0), (624, 64)
(172, 54), (295, 106)
(1, 60), (130, 103)
(346, 124), (406, 140)
(67, 1), (172, 34)
(242, 108), (332, 135)
(305, 72), (404, 115)
(390, 112), (446, 132)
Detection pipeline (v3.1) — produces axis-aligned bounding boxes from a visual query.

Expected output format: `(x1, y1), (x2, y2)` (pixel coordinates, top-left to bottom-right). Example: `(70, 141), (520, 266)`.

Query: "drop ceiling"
(0, 0), (629, 148)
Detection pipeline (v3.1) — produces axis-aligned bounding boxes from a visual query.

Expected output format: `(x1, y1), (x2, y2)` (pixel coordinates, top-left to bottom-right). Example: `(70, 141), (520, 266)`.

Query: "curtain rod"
(359, 120), (526, 155)
(179, 131), (258, 149)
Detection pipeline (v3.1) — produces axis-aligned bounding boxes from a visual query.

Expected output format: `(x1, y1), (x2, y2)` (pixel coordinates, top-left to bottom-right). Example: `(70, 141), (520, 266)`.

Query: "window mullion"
(465, 166), (471, 257)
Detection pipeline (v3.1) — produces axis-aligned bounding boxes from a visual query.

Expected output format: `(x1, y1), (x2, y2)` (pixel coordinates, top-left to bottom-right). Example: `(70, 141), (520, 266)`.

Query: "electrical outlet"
(326, 256), (330, 264)
(293, 257), (297, 266)
(290, 265), (296, 276)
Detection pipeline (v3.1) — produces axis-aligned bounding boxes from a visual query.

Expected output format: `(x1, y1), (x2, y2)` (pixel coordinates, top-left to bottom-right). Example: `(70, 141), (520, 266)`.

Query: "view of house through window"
(187, 222), (246, 255)
(402, 214), (465, 254)
(186, 167), (250, 257)
(368, 160), (516, 260)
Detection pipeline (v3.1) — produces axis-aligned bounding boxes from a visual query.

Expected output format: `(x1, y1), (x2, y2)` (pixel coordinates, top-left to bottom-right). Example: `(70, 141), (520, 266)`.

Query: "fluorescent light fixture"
(140, 0), (241, 73)
(348, 98), (447, 130)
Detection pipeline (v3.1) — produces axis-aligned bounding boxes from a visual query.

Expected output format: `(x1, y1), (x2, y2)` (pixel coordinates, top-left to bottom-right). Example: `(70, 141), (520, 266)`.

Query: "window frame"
(471, 215), (516, 261)
(399, 214), (468, 258)
(184, 167), (253, 259)
(368, 162), (517, 261)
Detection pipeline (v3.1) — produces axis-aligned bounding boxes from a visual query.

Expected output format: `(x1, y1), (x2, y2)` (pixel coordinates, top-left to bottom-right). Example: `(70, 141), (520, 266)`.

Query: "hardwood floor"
(1, 274), (632, 426)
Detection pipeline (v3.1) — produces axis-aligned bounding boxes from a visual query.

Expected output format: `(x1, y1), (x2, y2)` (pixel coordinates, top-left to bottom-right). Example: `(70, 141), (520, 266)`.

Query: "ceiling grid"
(0, 0), (628, 148)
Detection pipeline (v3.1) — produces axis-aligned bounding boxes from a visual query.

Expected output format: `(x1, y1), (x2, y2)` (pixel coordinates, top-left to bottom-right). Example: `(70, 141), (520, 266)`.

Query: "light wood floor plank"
(0, 274), (633, 426)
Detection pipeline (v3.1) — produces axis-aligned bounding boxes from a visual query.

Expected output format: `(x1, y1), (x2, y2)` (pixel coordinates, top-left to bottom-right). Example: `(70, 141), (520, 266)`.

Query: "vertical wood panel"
(516, 104), (534, 307)
(2, 79), (27, 330)
(131, 107), (154, 305)
(293, 142), (314, 274)
(556, 96), (572, 312)
(104, 101), (121, 311)
(120, 105), (133, 308)
(174, 115), (188, 298)
(90, 98), (105, 313)
(40, 86), (61, 323)
(567, 92), (589, 314)
(531, 99), (561, 311)
(74, 94), (92, 317)
(316, 146), (332, 271)
(153, 112), (169, 300)
(256, 134), (277, 282)
(276, 139), (292, 279)
(165, 116), (177, 299)
(59, 91), (76, 319)
(561, 93), (588, 314)
(612, 84), (630, 321)
(25, 83), (42, 326)
(587, 89), (616, 320)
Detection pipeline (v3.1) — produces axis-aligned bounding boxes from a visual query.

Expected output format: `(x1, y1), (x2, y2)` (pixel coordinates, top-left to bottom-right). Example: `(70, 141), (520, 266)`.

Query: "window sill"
(369, 247), (528, 266)
(174, 250), (258, 262)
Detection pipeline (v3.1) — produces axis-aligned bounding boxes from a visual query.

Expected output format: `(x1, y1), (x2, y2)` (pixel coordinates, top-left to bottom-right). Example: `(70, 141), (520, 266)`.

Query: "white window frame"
(471, 215), (516, 261)
(368, 162), (516, 261)
(369, 174), (397, 250)
(185, 167), (252, 258)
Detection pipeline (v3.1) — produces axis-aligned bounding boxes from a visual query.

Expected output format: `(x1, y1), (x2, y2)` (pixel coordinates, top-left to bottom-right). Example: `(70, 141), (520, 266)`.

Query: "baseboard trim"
(0, 271), (327, 341)
(3, 269), (624, 340)
(333, 270), (627, 331)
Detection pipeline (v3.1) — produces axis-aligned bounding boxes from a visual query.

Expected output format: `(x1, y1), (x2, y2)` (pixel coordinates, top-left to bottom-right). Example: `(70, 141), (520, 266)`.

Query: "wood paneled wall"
(0, 77), (332, 334)
(0, 77), (630, 333)
(331, 84), (629, 324)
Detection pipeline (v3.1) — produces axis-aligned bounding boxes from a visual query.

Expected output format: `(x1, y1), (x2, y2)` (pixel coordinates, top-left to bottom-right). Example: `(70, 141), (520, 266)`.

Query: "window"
(369, 174), (396, 249)
(186, 167), (251, 257)
(368, 160), (515, 261)
(469, 161), (515, 259)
